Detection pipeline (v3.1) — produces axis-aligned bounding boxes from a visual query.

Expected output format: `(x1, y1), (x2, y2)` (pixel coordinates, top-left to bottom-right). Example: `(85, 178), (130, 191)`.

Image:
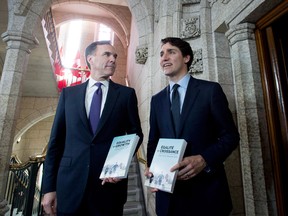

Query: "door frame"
(255, 1), (288, 215)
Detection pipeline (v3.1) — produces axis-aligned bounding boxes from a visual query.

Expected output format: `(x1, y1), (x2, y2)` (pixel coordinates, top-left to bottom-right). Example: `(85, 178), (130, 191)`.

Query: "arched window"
(55, 20), (114, 90)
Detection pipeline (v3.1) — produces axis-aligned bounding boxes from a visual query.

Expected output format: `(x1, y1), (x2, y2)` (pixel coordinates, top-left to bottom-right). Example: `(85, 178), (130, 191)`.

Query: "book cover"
(145, 138), (187, 193)
(99, 133), (140, 179)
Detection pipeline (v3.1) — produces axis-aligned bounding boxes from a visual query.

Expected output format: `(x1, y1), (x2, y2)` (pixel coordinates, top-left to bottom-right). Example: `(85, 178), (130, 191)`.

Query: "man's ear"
(87, 55), (92, 64)
(184, 55), (190, 63)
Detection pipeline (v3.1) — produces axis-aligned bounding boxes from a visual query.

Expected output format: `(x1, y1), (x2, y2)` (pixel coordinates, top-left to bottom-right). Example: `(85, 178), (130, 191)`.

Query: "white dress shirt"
(85, 78), (109, 117)
(169, 74), (190, 113)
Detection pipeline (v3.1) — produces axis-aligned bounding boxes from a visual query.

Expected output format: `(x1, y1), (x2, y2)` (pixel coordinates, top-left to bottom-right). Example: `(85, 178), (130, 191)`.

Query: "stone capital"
(1, 30), (39, 53)
(225, 23), (255, 46)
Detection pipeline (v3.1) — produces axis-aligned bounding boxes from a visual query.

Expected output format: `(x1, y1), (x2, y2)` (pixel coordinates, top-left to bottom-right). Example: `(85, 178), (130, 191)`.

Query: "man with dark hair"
(42, 41), (143, 215)
(145, 37), (240, 216)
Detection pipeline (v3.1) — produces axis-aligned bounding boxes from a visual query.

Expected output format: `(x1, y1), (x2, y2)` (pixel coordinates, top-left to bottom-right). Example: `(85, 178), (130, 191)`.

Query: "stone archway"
(13, 113), (55, 162)
(14, 98), (58, 146)
(126, 0), (154, 46)
(51, 0), (131, 50)
(0, 1), (54, 212)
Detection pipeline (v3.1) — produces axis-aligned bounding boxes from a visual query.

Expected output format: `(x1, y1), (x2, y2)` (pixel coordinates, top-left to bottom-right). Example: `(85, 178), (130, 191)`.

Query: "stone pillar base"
(0, 199), (9, 216)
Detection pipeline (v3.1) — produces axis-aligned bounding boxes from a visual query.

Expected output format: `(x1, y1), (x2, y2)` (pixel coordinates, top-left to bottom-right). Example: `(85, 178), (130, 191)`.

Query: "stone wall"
(127, 0), (282, 215)
(0, 0), (285, 215)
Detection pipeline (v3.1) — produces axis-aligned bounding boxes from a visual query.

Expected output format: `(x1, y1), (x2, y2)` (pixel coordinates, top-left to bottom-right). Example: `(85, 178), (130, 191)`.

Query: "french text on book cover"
(100, 134), (139, 179)
(145, 138), (187, 193)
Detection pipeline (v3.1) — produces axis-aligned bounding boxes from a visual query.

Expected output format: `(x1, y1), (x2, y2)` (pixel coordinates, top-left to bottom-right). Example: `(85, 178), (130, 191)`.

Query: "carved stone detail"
(135, 46), (148, 64)
(208, 0), (216, 6)
(180, 17), (200, 39)
(189, 49), (203, 74)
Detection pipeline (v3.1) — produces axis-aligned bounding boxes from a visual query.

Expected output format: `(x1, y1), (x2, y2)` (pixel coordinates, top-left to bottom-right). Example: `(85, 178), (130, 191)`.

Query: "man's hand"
(101, 177), (121, 185)
(144, 167), (158, 192)
(42, 191), (57, 215)
(170, 155), (207, 180)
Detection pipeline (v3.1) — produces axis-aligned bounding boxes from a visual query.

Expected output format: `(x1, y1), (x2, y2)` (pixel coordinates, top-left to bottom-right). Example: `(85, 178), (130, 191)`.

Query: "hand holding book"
(145, 138), (187, 193)
(101, 177), (121, 185)
(170, 154), (207, 180)
(144, 167), (159, 192)
(100, 134), (140, 181)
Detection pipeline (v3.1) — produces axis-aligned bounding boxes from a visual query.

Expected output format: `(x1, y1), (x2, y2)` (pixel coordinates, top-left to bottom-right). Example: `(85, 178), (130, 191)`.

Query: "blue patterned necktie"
(89, 82), (102, 134)
(171, 84), (180, 136)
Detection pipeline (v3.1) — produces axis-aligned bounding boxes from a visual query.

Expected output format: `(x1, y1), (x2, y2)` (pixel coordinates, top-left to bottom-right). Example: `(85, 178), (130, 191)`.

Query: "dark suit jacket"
(147, 76), (239, 216)
(42, 80), (143, 213)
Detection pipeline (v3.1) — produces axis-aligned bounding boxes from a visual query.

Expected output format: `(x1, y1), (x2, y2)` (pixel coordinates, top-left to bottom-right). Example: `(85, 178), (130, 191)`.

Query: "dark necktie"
(89, 82), (102, 134)
(171, 84), (180, 136)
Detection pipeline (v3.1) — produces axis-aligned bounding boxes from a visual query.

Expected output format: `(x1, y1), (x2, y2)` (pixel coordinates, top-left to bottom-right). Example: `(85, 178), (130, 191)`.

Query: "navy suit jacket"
(147, 76), (239, 216)
(42, 80), (143, 213)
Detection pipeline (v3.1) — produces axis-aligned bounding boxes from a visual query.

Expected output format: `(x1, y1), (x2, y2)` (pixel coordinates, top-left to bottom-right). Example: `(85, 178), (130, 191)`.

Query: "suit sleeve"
(42, 89), (66, 194)
(147, 96), (160, 167)
(126, 89), (143, 152)
(201, 83), (240, 169)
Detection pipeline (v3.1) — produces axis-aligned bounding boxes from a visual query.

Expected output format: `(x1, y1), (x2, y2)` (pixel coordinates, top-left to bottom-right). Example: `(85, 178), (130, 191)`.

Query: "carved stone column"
(225, 23), (269, 216)
(0, 0), (47, 213)
(0, 30), (38, 215)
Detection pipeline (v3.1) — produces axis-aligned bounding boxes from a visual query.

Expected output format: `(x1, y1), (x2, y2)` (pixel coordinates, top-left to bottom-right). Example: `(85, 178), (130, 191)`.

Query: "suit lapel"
(75, 81), (91, 132)
(94, 80), (119, 136)
(178, 77), (200, 135)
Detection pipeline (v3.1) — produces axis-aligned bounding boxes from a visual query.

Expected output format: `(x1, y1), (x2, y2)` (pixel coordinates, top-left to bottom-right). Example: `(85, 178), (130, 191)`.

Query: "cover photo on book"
(145, 138), (187, 193)
(100, 133), (140, 179)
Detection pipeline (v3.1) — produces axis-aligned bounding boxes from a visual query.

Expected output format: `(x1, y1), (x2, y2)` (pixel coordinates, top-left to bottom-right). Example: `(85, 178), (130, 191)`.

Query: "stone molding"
(182, 0), (201, 4)
(1, 30), (39, 53)
(13, 0), (33, 16)
(225, 23), (255, 46)
(154, 0), (160, 23)
(135, 46), (148, 64)
(180, 16), (201, 39)
(208, 0), (231, 7)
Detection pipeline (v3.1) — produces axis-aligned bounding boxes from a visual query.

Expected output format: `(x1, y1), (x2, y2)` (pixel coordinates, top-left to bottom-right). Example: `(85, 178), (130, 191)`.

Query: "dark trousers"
(57, 195), (123, 216)
(57, 175), (124, 216)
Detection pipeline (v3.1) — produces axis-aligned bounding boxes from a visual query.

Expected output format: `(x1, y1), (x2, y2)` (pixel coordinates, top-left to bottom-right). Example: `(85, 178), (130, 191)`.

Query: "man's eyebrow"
(167, 48), (177, 52)
(103, 51), (118, 57)
(160, 48), (177, 52)
(103, 51), (112, 55)
(160, 48), (177, 55)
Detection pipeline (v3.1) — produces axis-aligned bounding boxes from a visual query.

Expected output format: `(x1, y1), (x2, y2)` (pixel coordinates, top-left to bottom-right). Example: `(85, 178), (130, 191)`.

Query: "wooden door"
(255, 2), (288, 215)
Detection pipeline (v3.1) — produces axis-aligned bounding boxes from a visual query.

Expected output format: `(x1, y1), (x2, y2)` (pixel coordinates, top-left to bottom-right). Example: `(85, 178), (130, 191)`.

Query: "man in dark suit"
(145, 37), (240, 216)
(42, 41), (143, 216)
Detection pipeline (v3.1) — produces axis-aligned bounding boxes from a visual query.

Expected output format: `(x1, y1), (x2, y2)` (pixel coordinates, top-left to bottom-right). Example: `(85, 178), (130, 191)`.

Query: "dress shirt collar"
(169, 73), (190, 91)
(88, 78), (109, 89)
